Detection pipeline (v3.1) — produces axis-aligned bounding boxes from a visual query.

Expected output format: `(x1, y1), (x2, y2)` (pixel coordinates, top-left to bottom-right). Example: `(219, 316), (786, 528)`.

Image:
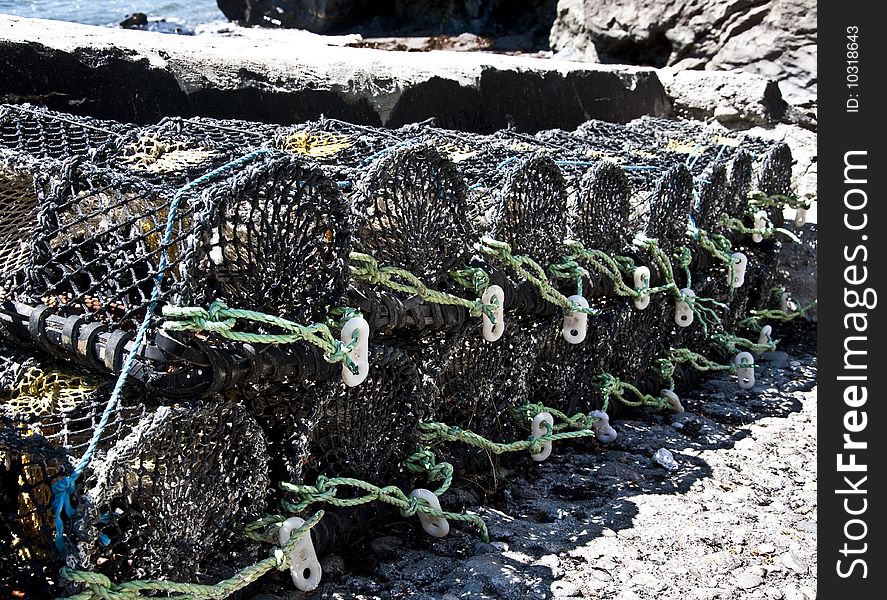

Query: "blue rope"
(51, 149), (272, 552)
(621, 165), (662, 171)
(358, 140), (412, 167)
(496, 156), (518, 170)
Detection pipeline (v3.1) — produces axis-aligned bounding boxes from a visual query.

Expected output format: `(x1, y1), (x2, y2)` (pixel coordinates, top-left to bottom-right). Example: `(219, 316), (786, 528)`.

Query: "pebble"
(779, 551), (808, 574)
(734, 569), (764, 589)
(756, 543), (776, 555)
(550, 581), (580, 597)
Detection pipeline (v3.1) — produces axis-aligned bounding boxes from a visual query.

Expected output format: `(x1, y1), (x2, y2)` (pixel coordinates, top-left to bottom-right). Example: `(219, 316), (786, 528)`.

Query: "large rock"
(549, 0), (816, 107)
(0, 15), (670, 131)
(216, 0), (557, 44)
(217, 0), (372, 31)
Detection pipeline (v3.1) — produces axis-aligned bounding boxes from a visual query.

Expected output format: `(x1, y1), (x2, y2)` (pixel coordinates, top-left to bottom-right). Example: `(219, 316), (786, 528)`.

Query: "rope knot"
(402, 495), (422, 518)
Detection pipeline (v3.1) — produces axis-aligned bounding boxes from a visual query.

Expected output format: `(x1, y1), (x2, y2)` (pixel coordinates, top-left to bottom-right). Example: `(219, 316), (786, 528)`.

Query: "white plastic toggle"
(410, 489), (450, 538)
(735, 351), (755, 390)
(530, 412), (554, 461)
(590, 410), (617, 443)
(780, 291), (797, 314)
(340, 317), (370, 387)
(633, 266), (651, 310)
(757, 324), (773, 348)
(481, 285), (505, 342)
(562, 295), (589, 344)
(661, 389), (684, 413)
(674, 288), (695, 328)
(728, 252), (747, 288)
(752, 210), (768, 243)
(794, 207), (807, 227)
(278, 517), (322, 592)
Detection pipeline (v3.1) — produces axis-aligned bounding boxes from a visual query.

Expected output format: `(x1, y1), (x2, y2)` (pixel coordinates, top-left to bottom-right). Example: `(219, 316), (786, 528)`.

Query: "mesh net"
(2, 152), (346, 328)
(0, 104), (799, 595)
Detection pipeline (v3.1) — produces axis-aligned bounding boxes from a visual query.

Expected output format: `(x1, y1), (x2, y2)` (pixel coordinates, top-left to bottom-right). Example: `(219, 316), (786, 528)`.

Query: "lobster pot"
(0, 150), (46, 291)
(0, 104), (135, 162)
(69, 398), (269, 584)
(346, 144), (476, 336)
(0, 343), (146, 594)
(247, 344), (430, 485)
(153, 115), (281, 150)
(604, 165), (694, 394)
(668, 161), (732, 354)
(529, 161), (633, 415)
(435, 322), (545, 442)
(743, 143), (794, 312)
(3, 152), (346, 330)
(474, 154), (571, 317)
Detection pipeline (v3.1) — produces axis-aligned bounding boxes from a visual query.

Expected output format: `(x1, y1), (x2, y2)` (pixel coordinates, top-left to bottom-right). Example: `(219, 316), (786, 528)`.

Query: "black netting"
(350, 144), (472, 283)
(72, 398), (269, 583)
(4, 152), (345, 328)
(0, 104), (134, 162)
(248, 344), (429, 485)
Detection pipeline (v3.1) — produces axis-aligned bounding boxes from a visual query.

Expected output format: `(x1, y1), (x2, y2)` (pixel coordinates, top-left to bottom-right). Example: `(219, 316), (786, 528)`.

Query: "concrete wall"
(0, 15), (671, 130)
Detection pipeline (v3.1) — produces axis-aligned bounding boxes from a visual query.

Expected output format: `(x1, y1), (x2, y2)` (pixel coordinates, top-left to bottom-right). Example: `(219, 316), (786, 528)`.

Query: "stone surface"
(0, 15), (670, 131)
(549, 0), (817, 107)
(659, 68), (788, 127)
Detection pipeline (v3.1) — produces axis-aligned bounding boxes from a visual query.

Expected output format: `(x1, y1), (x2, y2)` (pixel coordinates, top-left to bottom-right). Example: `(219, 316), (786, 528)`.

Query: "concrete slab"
(0, 15), (671, 131)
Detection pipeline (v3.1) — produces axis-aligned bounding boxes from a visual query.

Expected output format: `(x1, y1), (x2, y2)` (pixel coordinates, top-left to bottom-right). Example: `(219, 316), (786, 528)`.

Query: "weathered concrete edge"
(0, 15), (672, 131)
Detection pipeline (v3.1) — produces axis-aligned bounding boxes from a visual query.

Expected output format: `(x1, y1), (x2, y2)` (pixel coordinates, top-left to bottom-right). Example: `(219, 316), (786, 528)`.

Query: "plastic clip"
(728, 252), (747, 288)
(591, 410), (617, 443)
(675, 288), (695, 327)
(752, 210), (768, 243)
(340, 317), (369, 387)
(794, 207), (807, 227)
(530, 412), (554, 461)
(757, 324), (773, 348)
(481, 285), (505, 342)
(661, 389), (684, 413)
(410, 489), (450, 538)
(780, 291), (798, 314)
(633, 266), (651, 310)
(562, 295), (589, 344)
(278, 517), (322, 592)
(735, 351), (755, 390)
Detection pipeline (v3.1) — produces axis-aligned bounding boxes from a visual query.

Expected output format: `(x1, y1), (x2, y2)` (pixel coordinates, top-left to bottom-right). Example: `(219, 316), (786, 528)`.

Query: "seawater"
(0, 0), (222, 27)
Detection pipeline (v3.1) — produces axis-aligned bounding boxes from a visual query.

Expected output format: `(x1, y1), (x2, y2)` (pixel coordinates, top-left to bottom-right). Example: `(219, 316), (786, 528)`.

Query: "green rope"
(654, 357), (678, 391)
(720, 214), (801, 244)
(515, 403), (600, 432)
(592, 373), (672, 413)
(562, 240), (644, 300)
(632, 234), (680, 299)
(350, 252), (498, 322)
(475, 237), (599, 315)
(449, 266), (491, 297)
(683, 294), (727, 337)
(668, 347), (755, 374)
(279, 474), (489, 542)
(547, 256), (588, 297)
(711, 331), (776, 354)
(59, 511), (324, 600)
(403, 447), (455, 496)
(694, 228), (734, 269)
(161, 300), (360, 372)
(748, 191), (811, 211)
(739, 301), (817, 330)
(673, 245), (693, 289)
(417, 420), (594, 457)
